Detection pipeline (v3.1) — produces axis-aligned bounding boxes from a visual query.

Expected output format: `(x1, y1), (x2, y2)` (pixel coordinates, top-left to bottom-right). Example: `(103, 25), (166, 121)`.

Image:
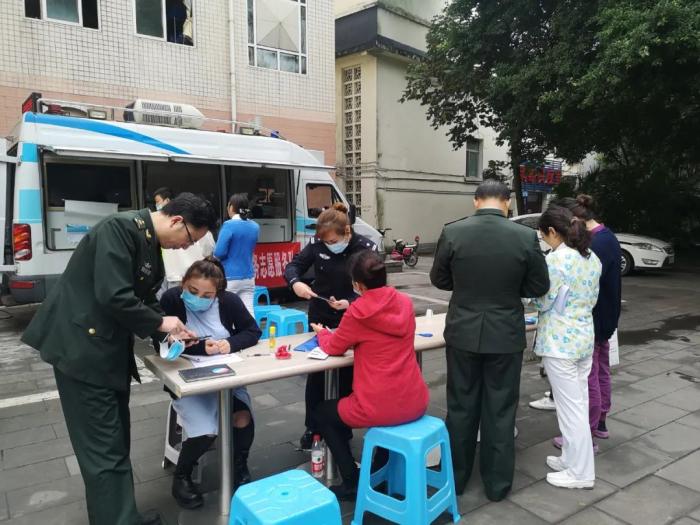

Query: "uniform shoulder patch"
(133, 217), (146, 230)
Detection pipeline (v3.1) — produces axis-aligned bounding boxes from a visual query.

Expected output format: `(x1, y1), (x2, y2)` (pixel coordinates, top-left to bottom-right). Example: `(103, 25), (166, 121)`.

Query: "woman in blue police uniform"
(284, 203), (377, 450)
(21, 193), (217, 525)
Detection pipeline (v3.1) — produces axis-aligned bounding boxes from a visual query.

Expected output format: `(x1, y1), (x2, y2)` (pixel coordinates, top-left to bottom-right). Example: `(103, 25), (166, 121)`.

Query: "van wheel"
(621, 250), (634, 276)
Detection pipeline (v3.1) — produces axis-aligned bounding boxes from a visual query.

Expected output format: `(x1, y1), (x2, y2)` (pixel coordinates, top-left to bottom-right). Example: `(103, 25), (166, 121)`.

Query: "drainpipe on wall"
(228, 0), (237, 131)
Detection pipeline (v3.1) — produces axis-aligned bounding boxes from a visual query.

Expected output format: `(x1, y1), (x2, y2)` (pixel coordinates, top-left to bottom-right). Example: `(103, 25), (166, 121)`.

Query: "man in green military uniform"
(431, 180), (549, 501)
(22, 193), (217, 525)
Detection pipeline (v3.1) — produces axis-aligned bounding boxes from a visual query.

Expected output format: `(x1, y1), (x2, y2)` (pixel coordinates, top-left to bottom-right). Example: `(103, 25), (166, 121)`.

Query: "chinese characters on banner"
(518, 164), (562, 186)
(253, 242), (301, 288)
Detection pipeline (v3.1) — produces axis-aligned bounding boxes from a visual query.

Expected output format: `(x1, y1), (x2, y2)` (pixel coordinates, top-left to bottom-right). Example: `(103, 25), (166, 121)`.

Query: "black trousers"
(305, 367), (354, 431)
(445, 348), (522, 500)
(54, 367), (140, 525)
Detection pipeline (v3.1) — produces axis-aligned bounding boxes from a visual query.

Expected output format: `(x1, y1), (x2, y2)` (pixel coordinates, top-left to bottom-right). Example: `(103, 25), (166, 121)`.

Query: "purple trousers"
(588, 339), (611, 430)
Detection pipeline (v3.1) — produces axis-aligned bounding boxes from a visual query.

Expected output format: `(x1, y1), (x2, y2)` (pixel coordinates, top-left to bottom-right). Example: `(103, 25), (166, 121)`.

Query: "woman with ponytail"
(532, 206), (602, 489)
(284, 202), (378, 451)
(214, 193), (260, 315)
(157, 257), (262, 509)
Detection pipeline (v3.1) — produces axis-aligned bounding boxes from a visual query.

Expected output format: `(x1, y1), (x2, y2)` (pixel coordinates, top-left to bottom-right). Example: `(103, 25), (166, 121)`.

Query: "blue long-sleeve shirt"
(214, 218), (260, 280)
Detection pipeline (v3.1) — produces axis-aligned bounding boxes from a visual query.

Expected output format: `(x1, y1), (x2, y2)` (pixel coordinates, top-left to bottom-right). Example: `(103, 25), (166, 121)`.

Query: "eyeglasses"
(183, 222), (194, 245)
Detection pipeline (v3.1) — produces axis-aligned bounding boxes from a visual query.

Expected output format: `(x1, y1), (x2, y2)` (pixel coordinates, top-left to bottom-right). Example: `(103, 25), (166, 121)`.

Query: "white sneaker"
(546, 456), (566, 472)
(546, 470), (594, 489)
(529, 395), (556, 411)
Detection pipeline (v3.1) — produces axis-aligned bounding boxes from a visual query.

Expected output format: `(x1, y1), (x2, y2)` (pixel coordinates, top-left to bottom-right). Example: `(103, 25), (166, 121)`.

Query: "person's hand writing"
(328, 297), (349, 311)
(292, 282), (317, 300)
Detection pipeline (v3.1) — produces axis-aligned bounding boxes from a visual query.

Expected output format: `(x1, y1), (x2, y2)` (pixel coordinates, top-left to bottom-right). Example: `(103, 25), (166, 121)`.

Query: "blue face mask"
(325, 240), (349, 254)
(181, 289), (215, 312)
(159, 338), (185, 361)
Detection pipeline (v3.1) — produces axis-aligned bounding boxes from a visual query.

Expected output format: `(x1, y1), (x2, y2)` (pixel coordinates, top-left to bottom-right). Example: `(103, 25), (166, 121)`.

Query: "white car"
(510, 213), (674, 276)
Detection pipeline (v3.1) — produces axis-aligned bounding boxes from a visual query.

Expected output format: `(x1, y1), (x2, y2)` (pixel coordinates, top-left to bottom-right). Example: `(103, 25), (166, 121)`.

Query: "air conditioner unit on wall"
(124, 99), (205, 129)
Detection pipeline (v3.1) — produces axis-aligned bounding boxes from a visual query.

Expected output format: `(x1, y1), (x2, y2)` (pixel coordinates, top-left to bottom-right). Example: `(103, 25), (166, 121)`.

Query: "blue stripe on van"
(24, 113), (190, 155)
(296, 216), (316, 234)
(18, 189), (42, 224)
(20, 143), (39, 162)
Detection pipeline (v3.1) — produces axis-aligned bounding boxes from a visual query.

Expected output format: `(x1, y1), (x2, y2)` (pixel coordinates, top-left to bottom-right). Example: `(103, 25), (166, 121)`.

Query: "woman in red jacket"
(312, 250), (429, 500)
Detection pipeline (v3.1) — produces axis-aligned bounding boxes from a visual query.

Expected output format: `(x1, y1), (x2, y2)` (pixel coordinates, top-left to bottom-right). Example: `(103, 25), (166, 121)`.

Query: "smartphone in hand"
(178, 335), (212, 342)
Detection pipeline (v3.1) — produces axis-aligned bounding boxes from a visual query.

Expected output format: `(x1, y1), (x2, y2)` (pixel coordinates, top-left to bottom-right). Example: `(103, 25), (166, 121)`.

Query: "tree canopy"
(403, 0), (700, 213)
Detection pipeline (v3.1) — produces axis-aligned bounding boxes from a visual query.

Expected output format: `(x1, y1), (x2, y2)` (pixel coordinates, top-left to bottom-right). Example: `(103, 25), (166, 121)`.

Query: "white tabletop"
(144, 313), (536, 398)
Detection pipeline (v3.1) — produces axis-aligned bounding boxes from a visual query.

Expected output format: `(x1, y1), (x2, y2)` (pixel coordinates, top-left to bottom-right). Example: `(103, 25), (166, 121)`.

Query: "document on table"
(181, 353), (243, 368)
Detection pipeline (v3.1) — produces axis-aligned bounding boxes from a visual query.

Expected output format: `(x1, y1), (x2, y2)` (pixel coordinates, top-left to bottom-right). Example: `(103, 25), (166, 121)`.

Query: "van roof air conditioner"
(124, 99), (204, 130)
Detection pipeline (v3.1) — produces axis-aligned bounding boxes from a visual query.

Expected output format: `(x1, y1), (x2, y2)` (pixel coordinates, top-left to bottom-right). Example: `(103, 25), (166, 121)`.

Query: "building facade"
(334, 0), (510, 247)
(0, 0), (335, 163)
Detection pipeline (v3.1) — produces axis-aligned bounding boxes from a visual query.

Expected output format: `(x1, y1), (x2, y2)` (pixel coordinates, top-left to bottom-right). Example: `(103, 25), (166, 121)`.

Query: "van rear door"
(0, 139), (16, 273)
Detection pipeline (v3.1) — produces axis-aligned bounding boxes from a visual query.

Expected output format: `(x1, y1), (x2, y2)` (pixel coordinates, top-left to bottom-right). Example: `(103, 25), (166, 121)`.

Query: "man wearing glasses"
(22, 192), (218, 525)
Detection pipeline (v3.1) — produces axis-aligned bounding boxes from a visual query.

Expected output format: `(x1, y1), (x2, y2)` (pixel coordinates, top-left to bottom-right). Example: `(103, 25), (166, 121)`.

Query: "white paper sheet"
(181, 353), (243, 368)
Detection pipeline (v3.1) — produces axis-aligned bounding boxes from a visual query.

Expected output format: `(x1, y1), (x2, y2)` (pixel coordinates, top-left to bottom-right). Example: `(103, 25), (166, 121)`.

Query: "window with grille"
(342, 65), (362, 215)
(247, 0), (307, 74)
(466, 138), (482, 179)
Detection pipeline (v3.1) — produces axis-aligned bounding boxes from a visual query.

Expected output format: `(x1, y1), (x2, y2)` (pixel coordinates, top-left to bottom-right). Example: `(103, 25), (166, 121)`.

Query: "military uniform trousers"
(54, 367), (141, 525)
(445, 347), (522, 500)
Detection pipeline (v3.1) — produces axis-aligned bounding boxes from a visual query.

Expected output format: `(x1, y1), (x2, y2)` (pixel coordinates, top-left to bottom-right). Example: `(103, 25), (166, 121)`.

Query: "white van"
(0, 94), (381, 304)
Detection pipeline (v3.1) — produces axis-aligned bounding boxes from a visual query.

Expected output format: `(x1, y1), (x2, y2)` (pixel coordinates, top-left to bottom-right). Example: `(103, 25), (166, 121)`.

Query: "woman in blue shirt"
(214, 194), (260, 315)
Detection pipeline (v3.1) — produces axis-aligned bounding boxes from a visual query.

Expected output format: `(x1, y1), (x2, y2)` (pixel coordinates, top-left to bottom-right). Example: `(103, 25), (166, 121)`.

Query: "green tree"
(403, 0), (700, 216)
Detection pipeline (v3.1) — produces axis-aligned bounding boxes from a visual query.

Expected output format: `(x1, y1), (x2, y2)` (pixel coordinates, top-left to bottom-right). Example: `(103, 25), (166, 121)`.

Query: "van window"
(45, 162), (134, 209)
(306, 183), (343, 218)
(143, 162), (222, 217)
(225, 167), (292, 242)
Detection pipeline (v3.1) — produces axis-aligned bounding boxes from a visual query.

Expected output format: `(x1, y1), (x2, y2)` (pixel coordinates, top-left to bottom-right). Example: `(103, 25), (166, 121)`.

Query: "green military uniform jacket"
(22, 209), (164, 391)
(430, 208), (550, 354)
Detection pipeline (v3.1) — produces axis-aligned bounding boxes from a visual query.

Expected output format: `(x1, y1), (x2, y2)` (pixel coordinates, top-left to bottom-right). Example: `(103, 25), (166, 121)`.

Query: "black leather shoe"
(172, 473), (204, 509)
(140, 510), (165, 525)
(299, 429), (315, 451)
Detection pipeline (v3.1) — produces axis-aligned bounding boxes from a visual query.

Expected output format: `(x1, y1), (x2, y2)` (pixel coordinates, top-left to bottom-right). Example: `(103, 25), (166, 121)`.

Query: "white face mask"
(156, 204), (164, 211)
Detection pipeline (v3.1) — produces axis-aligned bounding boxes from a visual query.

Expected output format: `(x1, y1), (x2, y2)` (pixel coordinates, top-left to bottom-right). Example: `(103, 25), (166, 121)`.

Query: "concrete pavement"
(1, 257), (699, 524)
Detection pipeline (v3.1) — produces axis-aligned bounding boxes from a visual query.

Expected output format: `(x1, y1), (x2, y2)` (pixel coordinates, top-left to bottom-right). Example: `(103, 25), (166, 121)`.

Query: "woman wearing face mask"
(157, 257), (261, 509)
(214, 193), (260, 316)
(532, 206), (601, 490)
(284, 202), (377, 451)
(311, 250), (429, 499)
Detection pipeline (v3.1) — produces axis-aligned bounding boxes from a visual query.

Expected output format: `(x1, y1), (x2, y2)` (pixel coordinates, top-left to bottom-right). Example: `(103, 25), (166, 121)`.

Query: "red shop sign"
(254, 242), (301, 288)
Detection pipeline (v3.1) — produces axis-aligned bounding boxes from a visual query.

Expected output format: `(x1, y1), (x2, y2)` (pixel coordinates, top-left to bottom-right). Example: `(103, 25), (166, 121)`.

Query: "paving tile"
(595, 441), (674, 488)
(64, 455), (80, 477)
(252, 393), (282, 409)
(0, 426), (56, 450)
(690, 505), (700, 520)
(657, 386), (700, 412)
(634, 372), (693, 397)
(657, 450), (700, 492)
(6, 474), (85, 518)
(456, 459), (536, 515)
(0, 500), (88, 525)
(0, 459), (69, 493)
(613, 401), (688, 431)
(515, 439), (560, 481)
(623, 359), (682, 378)
(0, 411), (65, 434)
(637, 422), (700, 458)
(559, 507), (627, 525)
(595, 418), (647, 454)
(677, 411), (700, 430)
(672, 518), (700, 525)
(1, 437), (74, 470)
(0, 492), (8, 521)
(596, 476), (700, 525)
(0, 403), (49, 421)
(131, 453), (172, 484)
(509, 478), (617, 522)
(130, 416), (166, 441)
(455, 499), (547, 524)
(608, 385), (661, 414)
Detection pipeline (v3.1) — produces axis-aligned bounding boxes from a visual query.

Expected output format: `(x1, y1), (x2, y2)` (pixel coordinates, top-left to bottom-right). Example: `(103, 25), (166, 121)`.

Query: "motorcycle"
(378, 228), (420, 267)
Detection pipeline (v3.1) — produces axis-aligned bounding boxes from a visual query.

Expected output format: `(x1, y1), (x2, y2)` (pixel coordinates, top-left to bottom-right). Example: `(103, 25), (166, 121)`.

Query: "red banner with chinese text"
(253, 242), (301, 288)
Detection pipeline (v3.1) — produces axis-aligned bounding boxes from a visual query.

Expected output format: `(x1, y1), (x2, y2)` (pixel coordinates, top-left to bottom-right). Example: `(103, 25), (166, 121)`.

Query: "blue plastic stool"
(254, 304), (282, 339)
(352, 415), (460, 525)
(229, 469), (341, 525)
(267, 309), (308, 336)
(254, 286), (270, 306)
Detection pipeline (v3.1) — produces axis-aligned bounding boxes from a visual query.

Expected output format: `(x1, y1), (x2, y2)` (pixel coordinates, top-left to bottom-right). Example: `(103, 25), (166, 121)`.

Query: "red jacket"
(317, 286), (429, 428)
